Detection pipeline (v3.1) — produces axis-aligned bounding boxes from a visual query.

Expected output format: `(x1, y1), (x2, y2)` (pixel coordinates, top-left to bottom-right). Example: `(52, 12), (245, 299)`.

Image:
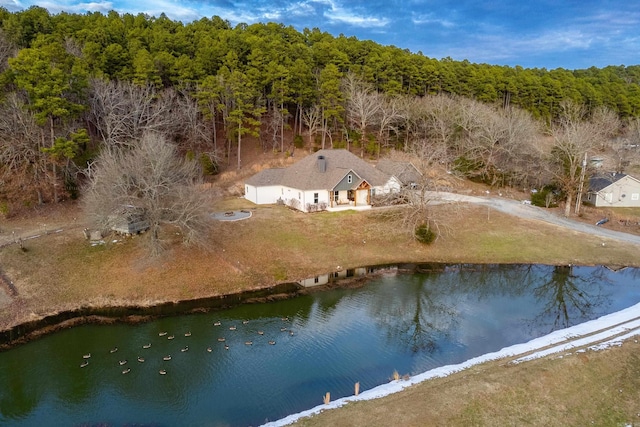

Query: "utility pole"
(575, 152), (588, 215)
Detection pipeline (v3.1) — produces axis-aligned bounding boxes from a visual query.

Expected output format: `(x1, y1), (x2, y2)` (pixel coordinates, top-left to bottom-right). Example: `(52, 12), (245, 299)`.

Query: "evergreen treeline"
(1, 7), (639, 119)
(0, 6), (639, 213)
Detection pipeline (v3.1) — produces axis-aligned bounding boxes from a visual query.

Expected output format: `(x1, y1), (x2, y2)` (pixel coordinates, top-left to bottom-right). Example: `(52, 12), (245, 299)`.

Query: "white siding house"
(244, 149), (400, 212)
(586, 173), (640, 208)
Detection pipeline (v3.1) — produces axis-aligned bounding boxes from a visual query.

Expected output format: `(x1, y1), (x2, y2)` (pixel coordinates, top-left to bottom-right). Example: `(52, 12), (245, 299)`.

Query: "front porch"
(326, 204), (372, 212)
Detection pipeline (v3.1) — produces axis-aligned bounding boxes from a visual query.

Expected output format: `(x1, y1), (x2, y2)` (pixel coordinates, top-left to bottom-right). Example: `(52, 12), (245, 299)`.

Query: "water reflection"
(0, 264), (639, 427)
(529, 265), (610, 331)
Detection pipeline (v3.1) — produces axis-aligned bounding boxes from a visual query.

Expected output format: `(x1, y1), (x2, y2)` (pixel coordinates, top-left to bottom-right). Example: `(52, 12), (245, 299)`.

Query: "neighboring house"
(244, 149), (401, 212)
(586, 173), (640, 207)
(376, 159), (423, 189)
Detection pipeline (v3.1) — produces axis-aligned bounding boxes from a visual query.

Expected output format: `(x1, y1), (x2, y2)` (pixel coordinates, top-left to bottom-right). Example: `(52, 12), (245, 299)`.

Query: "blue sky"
(2, 0), (639, 70)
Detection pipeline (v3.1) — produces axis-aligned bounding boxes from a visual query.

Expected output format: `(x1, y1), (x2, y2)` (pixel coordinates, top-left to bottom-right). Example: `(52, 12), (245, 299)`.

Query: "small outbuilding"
(109, 205), (150, 234)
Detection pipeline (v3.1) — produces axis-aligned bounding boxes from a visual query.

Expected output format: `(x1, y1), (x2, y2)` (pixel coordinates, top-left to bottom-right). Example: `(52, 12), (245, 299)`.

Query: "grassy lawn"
(1, 201), (638, 330)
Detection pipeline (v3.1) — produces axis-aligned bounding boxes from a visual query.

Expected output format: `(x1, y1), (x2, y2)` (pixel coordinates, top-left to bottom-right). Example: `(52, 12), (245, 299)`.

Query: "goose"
(184, 332), (192, 337)
(80, 361), (89, 368)
(213, 321), (221, 326)
(122, 368), (131, 374)
(119, 360), (127, 366)
(224, 344), (229, 350)
(167, 335), (175, 340)
(110, 347), (118, 353)
(229, 326), (237, 331)
(281, 317), (289, 321)
(137, 357), (145, 363)
(181, 346), (189, 352)
(163, 355), (172, 361)
(280, 327), (288, 332)
(268, 341), (276, 345)
(289, 331), (295, 336)
(82, 353), (91, 359)
(257, 331), (264, 335)
(242, 320), (249, 324)
(217, 337), (226, 342)
(245, 341), (253, 346)
(142, 343), (151, 349)
(159, 370), (167, 375)
(206, 347), (213, 353)
(158, 332), (167, 337)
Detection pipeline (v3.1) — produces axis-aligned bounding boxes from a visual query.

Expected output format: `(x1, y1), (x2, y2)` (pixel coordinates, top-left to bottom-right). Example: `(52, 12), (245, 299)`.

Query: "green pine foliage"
(0, 7), (638, 208)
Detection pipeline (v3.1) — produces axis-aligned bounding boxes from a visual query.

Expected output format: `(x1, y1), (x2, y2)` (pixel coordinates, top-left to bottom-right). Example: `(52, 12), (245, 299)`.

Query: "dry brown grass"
(1, 200), (638, 331)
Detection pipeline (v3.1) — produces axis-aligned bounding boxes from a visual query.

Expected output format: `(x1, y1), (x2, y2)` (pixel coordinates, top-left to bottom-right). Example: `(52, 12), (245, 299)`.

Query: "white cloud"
(322, 1), (389, 28)
(0, 0), (25, 11)
(411, 12), (455, 28)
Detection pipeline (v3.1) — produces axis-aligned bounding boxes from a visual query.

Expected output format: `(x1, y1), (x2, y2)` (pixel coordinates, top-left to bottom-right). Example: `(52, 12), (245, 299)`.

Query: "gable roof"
(245, 168), (286, 186)
(376, 159), (422, 185)
(247, 149), (391, 191)
(589, 173), (627, 192)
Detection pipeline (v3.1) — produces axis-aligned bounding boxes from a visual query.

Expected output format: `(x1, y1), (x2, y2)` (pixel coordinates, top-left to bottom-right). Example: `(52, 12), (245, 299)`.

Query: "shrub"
(531, 185), (559, 208)
(199, 153), (218, 175)
(415, 223), (436, 244)
(0, 202), (8, 217)
(293, 134), (304, 149)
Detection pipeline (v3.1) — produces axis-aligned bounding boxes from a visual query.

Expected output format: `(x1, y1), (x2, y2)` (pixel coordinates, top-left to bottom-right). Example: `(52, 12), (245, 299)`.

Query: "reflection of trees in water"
(366, 264), (536, 355)
(528, 265), (611, 333)
(363, 263), (615, 355)
(368, 273), (458, 354)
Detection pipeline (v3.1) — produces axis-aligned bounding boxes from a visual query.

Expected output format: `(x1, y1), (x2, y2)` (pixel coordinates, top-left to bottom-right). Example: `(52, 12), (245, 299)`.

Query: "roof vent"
(317, 155), (326, 173)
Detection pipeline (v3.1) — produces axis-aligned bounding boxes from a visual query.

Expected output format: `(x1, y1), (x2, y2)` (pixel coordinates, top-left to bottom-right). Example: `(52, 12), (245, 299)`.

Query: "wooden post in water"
(323, 392), (330, 405)
(354, 382), (360, 396)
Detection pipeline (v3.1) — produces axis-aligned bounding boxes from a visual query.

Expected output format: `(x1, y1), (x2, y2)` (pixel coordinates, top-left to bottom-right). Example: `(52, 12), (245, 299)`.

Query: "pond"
(1, 264), (639, 426)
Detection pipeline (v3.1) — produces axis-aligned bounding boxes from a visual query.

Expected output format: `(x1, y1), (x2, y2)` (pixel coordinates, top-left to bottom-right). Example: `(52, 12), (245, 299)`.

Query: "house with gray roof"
(245, 149), (401, 212)
(586, 173), (640, 207)
(376, 159), (423, 189)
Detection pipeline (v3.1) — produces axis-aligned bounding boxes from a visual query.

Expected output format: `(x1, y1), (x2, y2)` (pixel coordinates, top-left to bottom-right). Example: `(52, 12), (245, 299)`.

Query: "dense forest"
(0, 6), (639, 215)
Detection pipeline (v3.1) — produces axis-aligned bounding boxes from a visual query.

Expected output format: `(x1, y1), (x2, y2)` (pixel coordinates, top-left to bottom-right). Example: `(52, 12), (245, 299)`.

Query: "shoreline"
(0, 280), (302, 351)
(262, 301), (640, 426)
(0, 260), (627, 351)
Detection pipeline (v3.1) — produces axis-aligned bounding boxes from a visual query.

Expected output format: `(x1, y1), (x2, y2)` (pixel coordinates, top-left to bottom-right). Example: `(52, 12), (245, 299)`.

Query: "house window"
(632, 193), (639, 201)
(334, 191), (339, 201)
(313, 193), (319, 204)
(314, 276), (319, 283)
(348, 174), (353, 184)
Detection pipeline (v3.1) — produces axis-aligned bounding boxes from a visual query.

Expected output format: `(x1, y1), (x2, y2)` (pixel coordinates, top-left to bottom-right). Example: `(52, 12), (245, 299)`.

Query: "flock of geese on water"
(79, 317), (294, 375)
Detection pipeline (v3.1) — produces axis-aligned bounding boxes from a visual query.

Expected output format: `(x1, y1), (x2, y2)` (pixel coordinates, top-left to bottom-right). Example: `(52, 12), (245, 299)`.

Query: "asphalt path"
(425, 191), (640, 246)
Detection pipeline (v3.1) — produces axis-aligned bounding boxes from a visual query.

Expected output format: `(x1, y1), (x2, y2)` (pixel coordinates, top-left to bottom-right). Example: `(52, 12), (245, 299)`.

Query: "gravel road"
(426, 191), (640, 246)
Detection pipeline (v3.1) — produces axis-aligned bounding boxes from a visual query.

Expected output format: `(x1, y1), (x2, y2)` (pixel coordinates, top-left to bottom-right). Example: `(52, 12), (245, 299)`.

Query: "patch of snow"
(260, 302), (640, 427)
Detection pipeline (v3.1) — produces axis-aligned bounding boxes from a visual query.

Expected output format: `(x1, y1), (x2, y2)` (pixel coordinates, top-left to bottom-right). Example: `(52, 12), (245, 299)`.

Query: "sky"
(1, 0), (639, 70)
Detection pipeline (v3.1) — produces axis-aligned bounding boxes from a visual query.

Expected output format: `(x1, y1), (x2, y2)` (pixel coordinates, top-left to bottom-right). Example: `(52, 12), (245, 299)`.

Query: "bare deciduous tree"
(549, 101), (617, 216)
(0, 29), (16, 73)
(88, 79), (182, 148)
(343, 73), (383, 157)
(84, 133), (211, 256)
(302, 105), (323, 146)
(376, 95), (403, 152)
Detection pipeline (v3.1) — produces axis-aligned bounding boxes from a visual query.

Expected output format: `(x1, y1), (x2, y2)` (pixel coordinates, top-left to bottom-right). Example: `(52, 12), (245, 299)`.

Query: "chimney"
(317, 155), (327, 173)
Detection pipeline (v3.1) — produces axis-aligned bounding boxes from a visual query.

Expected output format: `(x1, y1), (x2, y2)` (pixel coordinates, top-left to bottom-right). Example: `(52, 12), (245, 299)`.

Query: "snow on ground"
(261, 302), (640, 427)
